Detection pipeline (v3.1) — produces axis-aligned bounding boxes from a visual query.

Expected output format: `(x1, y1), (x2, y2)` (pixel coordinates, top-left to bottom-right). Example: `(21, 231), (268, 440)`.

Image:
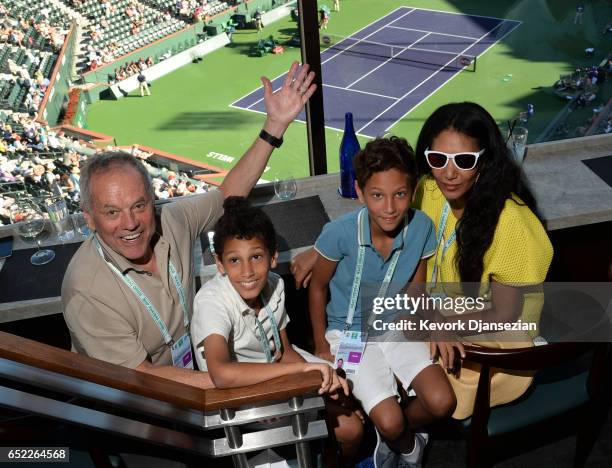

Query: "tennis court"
(231, 7), (521, 138)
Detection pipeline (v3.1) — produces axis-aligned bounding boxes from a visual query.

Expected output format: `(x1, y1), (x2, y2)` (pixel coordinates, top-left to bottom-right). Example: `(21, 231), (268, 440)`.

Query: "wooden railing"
(0, 330), (321, 411)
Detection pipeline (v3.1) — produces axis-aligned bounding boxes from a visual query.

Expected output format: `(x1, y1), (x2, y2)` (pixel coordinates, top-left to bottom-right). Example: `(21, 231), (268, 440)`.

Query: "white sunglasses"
(424, 148), (485, 171)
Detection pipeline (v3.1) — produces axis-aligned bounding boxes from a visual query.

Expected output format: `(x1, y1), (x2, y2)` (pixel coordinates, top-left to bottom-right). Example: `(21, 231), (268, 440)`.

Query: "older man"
(62, 63), (315, 388)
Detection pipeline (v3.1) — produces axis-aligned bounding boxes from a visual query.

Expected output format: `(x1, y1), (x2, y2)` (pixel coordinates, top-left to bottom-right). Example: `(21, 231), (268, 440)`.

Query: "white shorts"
(324, 329), (432, 415)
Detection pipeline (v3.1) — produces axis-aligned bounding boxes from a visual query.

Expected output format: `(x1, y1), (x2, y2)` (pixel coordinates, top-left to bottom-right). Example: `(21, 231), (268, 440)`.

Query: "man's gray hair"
(80, 151), (155, 211)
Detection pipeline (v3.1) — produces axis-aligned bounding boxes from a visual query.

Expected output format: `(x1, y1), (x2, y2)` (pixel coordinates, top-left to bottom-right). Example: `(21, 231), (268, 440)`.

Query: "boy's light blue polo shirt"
(315, 207), (436, 332)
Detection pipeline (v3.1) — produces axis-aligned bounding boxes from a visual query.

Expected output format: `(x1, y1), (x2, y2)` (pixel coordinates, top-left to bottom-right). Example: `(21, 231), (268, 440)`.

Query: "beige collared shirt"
(62, 189), (223, 368)
(191, 271), (288, 371)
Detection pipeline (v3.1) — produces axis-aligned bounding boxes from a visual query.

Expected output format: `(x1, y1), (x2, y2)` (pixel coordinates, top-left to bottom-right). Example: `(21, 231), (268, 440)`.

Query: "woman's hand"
(304, 363), (349, 397)
(261, 62), (316, 136)
(430, 339), (466, 374)
(290, 248), (317, 289)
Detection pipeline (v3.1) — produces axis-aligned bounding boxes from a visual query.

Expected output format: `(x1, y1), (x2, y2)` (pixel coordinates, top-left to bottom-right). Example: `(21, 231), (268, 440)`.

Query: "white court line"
(346, 32), (431, 89)
(323, 83), (398, 101)
(244, 8), (416, 110)
(233, 6), (522, 137)
(320, 8), (415, 66)
(382, 19), (522, 134)
(386, 25), (478, 40)
(405, 45), (477, 57)
(238, 83), (398, 111)
(358, 21), (505, 135)
(231, 6), (518, 109)
(408, 6), (522, 22)
(319, 10), (417, 66)
(230, 103), (373, 139)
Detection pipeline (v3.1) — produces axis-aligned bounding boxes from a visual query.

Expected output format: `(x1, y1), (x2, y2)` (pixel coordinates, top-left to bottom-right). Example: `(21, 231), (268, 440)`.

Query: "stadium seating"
(57, 0), (212, 72)
(0, 0), (69, 114)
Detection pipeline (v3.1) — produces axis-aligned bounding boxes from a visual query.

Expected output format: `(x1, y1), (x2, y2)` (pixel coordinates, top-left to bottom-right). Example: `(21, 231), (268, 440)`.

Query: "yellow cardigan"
(414, 176), (554, 418)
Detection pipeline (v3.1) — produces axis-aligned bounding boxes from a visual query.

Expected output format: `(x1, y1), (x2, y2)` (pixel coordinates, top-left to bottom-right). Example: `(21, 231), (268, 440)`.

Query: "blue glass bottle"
(339, 112), (360, 199)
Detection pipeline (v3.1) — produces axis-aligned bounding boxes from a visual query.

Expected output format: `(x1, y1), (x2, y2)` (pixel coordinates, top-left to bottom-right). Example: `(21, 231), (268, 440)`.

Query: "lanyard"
(94, 236), (189, 346)
(253, 297), (283, 363)
(429, 201), (457, 286)
(345, 208), (409, 330)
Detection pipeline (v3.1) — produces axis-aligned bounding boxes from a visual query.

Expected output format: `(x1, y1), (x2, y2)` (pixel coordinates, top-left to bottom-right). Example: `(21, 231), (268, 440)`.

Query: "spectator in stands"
(60, 173), (76, 199)
(192, 197), (364, 463)
(69, 165), (81, 194)
(131, 144), (152, 159)
(125, 4), (137, 18)
(0, 195), (16, 225)
(174, 180), (188, 197)
(61, 62), (317, 388)
(131, 19), (142, 35)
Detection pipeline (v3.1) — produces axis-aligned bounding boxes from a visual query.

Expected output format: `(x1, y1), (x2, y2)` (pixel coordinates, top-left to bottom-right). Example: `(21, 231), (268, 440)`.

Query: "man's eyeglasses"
(424, 148), (485, 171)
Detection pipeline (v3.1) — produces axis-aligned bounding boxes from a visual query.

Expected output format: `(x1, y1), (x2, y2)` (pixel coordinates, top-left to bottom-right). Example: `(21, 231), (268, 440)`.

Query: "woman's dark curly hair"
(353, 136), (418, 190)
(213, 197), (277, 259)
(415, 102), (539, 287)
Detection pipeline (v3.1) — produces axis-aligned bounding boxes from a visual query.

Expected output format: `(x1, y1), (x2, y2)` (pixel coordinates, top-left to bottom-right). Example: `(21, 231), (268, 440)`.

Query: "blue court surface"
(231, 7), (521, 138)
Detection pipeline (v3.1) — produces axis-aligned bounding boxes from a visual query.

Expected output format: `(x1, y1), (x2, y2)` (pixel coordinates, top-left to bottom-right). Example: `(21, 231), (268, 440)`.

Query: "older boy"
(309, 137), (457, 467)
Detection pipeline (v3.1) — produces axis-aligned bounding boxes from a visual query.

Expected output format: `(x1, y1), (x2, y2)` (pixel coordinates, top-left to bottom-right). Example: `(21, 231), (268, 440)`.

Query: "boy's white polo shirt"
(191, 271), (289, 371)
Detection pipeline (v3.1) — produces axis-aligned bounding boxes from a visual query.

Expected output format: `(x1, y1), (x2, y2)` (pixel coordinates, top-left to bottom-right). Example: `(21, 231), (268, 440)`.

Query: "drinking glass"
(71, 212), (92, 237)
(10, 199), (55, 265)
(44, 196), (75, 242)
(508, 126), (528, 164)
(274, 176), (297, 201)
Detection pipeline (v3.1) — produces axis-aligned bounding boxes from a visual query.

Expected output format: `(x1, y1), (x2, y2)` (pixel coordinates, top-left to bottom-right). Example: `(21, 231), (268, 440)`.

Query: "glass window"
(303, 0), (611, 158)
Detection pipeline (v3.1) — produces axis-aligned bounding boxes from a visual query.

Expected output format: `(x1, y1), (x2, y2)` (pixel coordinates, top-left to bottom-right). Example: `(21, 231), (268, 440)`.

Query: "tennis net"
(320, 34), (477, 72)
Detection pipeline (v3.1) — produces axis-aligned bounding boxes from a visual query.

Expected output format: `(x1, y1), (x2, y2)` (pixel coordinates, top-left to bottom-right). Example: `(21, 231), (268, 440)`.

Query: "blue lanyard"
(345, 208), (409, 330)
(253, 296), (283, 362)
(94, 236), (189, 346)
(429, 202), (457, 286)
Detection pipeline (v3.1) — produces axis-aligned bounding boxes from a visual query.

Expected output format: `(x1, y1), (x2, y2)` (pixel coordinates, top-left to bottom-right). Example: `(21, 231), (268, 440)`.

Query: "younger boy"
(309, 137), (457, 467)
(191, 197), (364, 463)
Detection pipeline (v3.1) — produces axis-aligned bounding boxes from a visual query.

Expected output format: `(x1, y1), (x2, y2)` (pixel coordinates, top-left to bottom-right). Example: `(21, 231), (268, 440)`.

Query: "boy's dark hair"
(353, 136), (417, 190)
(213, 196), (277, 258)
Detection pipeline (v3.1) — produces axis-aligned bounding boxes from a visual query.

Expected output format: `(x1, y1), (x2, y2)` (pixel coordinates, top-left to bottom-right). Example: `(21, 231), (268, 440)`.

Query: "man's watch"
(259, 129), (283, 148)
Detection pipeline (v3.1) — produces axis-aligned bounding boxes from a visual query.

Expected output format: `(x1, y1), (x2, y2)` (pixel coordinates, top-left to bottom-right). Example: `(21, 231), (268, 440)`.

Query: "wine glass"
(10, 199), (56, 266)
(274, 176), (297, 201)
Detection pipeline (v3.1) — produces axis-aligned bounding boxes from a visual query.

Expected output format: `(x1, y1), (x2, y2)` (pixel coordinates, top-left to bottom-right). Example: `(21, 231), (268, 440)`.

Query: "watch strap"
(259, 129), (283, 148)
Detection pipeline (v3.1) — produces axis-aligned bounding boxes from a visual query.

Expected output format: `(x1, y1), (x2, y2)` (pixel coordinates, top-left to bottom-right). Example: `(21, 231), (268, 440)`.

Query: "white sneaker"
(373, 428), (399, 468)
(397, 432), (427, 468)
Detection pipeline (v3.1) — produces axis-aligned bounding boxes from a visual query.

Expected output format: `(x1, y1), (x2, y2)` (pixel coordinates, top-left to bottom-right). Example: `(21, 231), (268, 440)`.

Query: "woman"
(411, 101), (553, 418)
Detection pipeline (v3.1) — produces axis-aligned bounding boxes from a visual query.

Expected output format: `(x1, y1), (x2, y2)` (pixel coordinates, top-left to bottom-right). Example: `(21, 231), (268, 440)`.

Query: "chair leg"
(467, 435), (490, 468)
(574, 403), (604, 468)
